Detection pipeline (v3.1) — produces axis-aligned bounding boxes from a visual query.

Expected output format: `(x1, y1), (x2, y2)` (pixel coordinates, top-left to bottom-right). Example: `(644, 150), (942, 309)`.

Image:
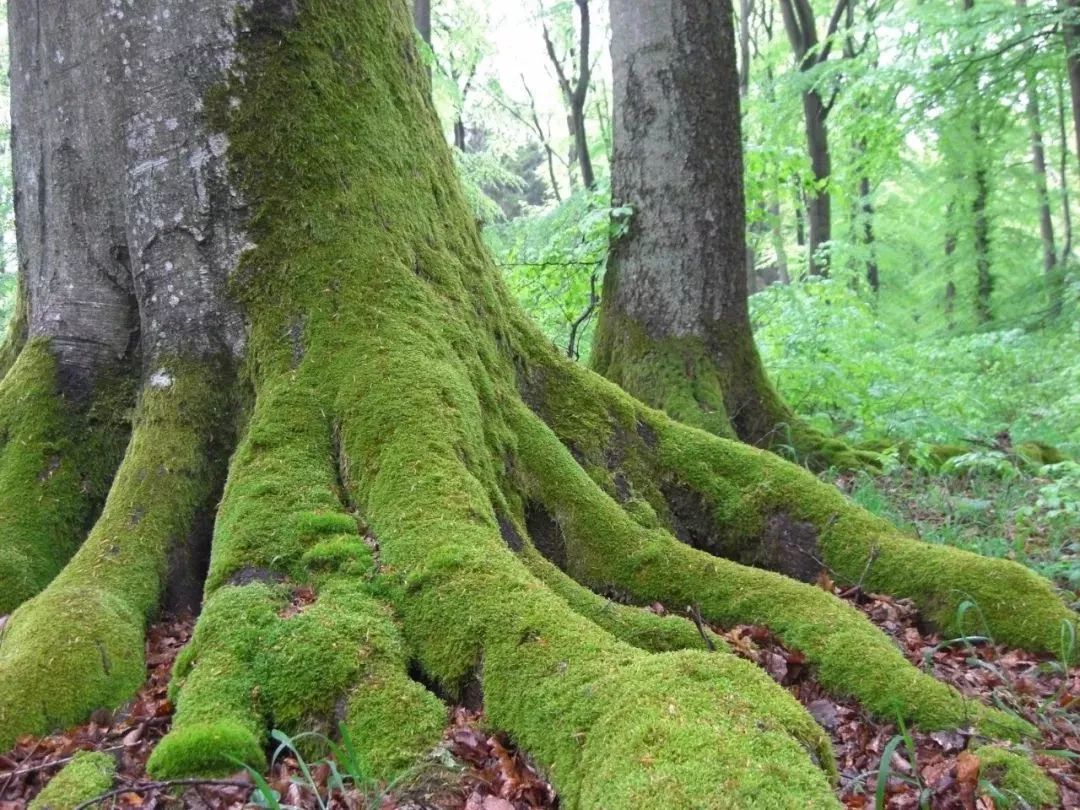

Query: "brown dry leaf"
(956, 750), (981, 810)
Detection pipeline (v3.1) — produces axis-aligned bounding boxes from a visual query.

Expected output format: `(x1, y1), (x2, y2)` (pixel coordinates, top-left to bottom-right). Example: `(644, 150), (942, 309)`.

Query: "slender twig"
(688, 604), (717, 652)
(1, 737), (44, 797)
(566, 271), (600, 361)
(75, 779), (253, 810)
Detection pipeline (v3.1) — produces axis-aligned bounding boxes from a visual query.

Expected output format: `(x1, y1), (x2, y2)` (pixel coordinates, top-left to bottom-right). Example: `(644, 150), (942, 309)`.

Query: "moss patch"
(974, 745), (1059, 808)
(0, 340), (131, 614)
(29, 751), (115, 810)
(0, 361), (231, 748)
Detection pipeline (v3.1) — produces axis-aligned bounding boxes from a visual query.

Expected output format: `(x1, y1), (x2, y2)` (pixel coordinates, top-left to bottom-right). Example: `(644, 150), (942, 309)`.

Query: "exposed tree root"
(519, 352), (1079, 662)
(0, 341), (130, 614)
(0, 362), (231, 748)
(591, 314), (884, 472)
(517, 543), (725, 653)
(148, 378), (446, 779)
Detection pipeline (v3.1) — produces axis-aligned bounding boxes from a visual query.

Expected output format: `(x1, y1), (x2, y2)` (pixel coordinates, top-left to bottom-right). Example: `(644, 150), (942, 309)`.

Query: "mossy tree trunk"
(0, 2), (1074, 808)
(593, 0), (873, 471)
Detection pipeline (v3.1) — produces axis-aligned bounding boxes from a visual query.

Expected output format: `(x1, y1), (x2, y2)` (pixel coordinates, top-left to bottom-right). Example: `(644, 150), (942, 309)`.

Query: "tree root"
(149, 377), (446, 780)
(27, 750), (115, 810)
(517, 543), (726, 653)
(590, 314), (883, 472)
(6, 2), (1071, 806)
(0, 362), (231, 748)
(508, 401), (1033, 740)
(0, 341), (130, 614)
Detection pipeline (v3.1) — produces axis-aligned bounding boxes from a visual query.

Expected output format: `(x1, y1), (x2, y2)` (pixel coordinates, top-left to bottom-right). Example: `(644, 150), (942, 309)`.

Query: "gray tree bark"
(593, 0), (867, 467)
(9, 0), (246, 396)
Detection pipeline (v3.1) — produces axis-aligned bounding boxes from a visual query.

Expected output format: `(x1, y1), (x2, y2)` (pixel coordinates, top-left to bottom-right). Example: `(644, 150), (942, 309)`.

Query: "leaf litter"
(1, 580), (1077, 809)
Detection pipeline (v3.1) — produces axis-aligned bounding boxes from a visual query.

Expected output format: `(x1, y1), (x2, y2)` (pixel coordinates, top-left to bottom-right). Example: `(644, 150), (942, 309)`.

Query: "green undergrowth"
(28, 750), (115, 810)
(847, 461), (1080, 593)
(0, 274), (27, 379)
(752, 278), (1080, 456)
(0, 339), (131, 614)
(0, 361), (232, 748)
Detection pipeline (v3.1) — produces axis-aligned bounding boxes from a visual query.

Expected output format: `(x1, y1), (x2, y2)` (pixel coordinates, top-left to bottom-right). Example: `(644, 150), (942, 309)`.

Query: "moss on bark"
(0, 340), (131, 614)
(0, 361), (232, 748)
(592, 310), (881, 473)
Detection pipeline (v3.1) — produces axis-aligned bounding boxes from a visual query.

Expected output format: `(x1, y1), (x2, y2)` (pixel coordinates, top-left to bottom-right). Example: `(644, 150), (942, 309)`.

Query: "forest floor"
(1, 570), (1077, 810)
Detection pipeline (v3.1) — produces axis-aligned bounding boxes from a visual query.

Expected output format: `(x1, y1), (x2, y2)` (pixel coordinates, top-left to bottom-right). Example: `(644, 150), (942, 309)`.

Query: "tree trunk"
(859, 175), (880, 293)
(1027, 79), (1064, 316)
(1058, 76), (1075, 259)
(802, 89), (832, 275)
(1018, 0), (1062, 317)
(593, 0), (877, 470)
(0, 2), (1072, 808)
(1063, 0), (1080, 171)
(973, 147), (994, 324)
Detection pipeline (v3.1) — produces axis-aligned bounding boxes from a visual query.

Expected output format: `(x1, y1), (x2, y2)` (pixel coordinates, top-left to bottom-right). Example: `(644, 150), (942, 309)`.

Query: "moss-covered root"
(0, 362), (231, 748)
(972, 745), (1059, 808)
(148, 578), (446, 780)
(510, 404), (1032, 741)
(149, 379), (445, 780)
(590, 316), (882, 472)
(28, 751), (116, 810)
(0, 340), (130, 614)
(654, 418), (1080, 661)
(518, 542), (726, 653)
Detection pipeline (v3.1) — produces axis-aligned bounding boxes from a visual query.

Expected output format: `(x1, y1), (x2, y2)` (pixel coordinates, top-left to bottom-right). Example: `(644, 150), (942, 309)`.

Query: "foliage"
(751, 278), (1080, 454)
(486, 181), (628, 358)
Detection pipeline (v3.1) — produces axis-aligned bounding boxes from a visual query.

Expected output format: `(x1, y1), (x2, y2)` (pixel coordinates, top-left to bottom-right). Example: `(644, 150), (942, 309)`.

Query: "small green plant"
(236, 726), (418, 810)
(874, 716), (930, 810)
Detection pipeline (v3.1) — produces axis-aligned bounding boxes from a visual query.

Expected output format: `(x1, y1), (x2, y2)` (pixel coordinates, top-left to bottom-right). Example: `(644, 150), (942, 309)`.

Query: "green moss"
(650, 415), (1079, 661)
(187, 0), (843, 804)
(519, 543), (726, 654)
(0, 361), (231, 748)
(509, 400), (1033, 740)
(590, 313), (881, 473)
(0, 340), (131, 613)
(302, 536), (374, 574)
(1014, 441), (1067, 467)
(973, 745), (1058, 808)
(153, 374), (444, 781)
(29, 751), (115, 810)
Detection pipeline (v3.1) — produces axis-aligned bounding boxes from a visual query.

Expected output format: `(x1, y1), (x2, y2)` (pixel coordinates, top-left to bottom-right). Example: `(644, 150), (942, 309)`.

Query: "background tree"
(593, 0), (873, 469)
(540, 0), (598, 190)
